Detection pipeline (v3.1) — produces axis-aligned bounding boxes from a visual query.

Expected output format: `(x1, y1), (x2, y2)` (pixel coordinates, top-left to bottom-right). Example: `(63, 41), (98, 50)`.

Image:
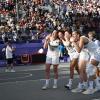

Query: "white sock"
(69, 79), (73, 85)
(95, 78), (100, 87)
(46, 79), (49, 85)
(97, 76), (100, 81)
(78, 82), (83, 89)
(83, 81), (88, 88)
(89, 81), (93, 89)
(54, 79), (57, 85)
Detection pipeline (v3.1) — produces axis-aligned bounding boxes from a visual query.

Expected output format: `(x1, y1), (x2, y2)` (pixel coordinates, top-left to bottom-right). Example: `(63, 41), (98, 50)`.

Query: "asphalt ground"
(0, 63), (100, 100)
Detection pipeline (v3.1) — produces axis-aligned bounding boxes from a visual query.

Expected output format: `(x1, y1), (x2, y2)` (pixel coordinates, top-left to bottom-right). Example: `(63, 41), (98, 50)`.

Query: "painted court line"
(0, 73), (32, 81)
(0, 75), (79, 85)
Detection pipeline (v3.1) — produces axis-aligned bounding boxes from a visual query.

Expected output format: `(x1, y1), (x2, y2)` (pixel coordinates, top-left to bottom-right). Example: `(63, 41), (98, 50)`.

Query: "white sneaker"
(65, 84), (72, 90)
(10, 69), (15, 72)
(53, 84), (57, 89)
(42, 84), (49, 90)
(72, 83), (84, 93)
(71, 87), (83, 93)
(82, 88), (95, 94)
(94, 84), (100, 93)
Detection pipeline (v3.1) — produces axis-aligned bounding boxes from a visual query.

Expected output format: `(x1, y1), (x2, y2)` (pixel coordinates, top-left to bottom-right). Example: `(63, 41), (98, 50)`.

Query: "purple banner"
(0, 43), (43, 56)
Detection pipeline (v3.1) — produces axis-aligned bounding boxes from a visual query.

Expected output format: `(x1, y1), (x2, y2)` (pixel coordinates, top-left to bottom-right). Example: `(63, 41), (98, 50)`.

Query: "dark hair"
(64, 27), (72, 34)
(58, 30), (64, 35)
(7, 40), (12, 44)
(73, 30), (82, 37)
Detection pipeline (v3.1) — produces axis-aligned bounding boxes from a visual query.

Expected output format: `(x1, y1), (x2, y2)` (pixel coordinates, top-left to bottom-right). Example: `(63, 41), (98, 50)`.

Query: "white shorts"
(46, 56), (59, 65)
(79, 50), (90, 61)
(69, 52), (79, 61)
(90, 52), (100, 62)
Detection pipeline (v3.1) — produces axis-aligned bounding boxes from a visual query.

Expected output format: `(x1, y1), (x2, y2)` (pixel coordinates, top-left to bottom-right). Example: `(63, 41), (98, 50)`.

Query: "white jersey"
(80, 36), (97, 53)
(6, 45), (13, 59)
(63, 41), (76, 55)
(85, 41), (99, 55)
(79, 36), (90, 61)
(96, 47), (100, 54)
(79, 36), (99, 61)
(93, 39), (100, 47)
(46, 39), (60, 57)
(63, 41), (79, 60)
(90, 40), (100, 62)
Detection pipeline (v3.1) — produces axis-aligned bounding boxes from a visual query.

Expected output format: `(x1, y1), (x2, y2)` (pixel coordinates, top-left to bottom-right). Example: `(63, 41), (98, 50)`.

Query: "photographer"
(4, 41), (15, 72)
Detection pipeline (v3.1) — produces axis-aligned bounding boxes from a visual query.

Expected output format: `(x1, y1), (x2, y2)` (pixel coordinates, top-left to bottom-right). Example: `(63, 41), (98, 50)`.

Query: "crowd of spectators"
(0, 0), (100, 43)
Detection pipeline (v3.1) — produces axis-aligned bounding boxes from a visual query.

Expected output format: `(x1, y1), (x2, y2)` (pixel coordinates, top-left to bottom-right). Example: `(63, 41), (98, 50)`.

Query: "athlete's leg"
(83, 59), (99, 94)
(65, 58), (79, 89)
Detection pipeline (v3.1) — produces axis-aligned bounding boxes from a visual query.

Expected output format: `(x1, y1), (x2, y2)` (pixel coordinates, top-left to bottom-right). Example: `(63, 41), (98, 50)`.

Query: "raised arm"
(43, 34), (51, 49)
(70, 36), (85, 53)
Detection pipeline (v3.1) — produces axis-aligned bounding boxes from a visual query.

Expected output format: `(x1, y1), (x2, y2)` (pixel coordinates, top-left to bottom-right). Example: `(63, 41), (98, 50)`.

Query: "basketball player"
(61, 30), (79, 90)
(71, 31), (90, 93)
(42, 30), (60, 90)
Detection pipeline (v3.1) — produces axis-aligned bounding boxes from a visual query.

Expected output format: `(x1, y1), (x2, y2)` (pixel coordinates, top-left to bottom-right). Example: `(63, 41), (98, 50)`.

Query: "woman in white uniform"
(82, 31), (100, 94)
(88, 31), (100, 79)
(42, 30), (60, 90)
(83, 47), (100, 94)
(71, 31), (90, 93)
(61, 30), (79, 89)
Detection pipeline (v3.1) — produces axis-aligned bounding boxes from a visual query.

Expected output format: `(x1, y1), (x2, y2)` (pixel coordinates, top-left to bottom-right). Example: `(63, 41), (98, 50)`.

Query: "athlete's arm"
(71, 36), (84, 53)
(43, 34), (51, 49)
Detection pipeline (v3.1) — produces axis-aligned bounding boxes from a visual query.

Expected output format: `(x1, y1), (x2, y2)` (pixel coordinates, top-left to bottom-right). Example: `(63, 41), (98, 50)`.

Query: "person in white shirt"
(5, 41), (15, 72)
(71, 31), (90, 93)
(71, 31), (100, 94)
(82, 31), (100, 94)
(61, 30), (79, 90)
(42, 30), (60, 90)
(88, 31), (100, 80)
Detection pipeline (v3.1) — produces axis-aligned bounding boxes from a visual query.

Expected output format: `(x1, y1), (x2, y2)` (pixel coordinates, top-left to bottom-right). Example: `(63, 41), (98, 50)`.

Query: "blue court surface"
(0, 63), (100, 100)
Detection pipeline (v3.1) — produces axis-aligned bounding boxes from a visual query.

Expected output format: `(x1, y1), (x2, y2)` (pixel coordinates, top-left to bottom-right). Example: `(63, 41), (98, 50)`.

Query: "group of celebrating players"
(42, 29), (100, 95)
